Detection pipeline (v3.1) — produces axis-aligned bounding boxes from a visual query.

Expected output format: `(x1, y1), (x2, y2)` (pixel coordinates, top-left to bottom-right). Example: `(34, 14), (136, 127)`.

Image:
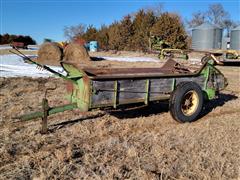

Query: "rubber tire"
(169, 82), (203, 123)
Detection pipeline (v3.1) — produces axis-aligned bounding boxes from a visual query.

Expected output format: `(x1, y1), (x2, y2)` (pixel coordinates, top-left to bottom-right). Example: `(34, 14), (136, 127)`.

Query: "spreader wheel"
(169, 82), (203, 123)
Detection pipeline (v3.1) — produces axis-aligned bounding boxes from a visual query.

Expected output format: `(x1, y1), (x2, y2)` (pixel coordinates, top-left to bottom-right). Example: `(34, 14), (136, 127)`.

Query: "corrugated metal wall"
(222, 37), (230, 50)
(192, 22), (223, 50)
(230, 25), (240, 50)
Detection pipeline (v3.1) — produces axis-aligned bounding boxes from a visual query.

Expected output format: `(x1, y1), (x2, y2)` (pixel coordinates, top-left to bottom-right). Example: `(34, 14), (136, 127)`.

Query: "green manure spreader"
(15, 50), (227, 133)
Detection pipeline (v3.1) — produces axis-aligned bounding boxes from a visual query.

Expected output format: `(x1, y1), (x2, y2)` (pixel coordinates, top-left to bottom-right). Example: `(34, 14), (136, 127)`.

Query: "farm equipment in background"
(11, 41), (28, 49)
(222, 50), (240, 59)
(159, 48), (189, 60)
(149, 36), (171, 51)
(149, 35), (240, 65)
(11, 47), (228, 133)
(149, 36), (189, 60)
(210, 49), (240, 65)
(194, 49), (240, 65)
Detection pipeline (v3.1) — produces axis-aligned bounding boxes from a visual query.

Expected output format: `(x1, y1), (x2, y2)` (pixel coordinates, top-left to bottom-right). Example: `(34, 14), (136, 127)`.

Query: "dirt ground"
(0, 56), (240, 179)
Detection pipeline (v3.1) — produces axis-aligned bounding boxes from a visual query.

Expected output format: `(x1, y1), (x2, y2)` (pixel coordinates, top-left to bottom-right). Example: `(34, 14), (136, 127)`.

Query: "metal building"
(192, 22), (223, 50)
(230, 25), (240, 50)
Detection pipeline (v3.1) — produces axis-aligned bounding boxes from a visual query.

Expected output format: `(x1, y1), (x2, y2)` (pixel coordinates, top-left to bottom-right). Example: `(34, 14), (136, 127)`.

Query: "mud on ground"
(0, 65), (239, 179)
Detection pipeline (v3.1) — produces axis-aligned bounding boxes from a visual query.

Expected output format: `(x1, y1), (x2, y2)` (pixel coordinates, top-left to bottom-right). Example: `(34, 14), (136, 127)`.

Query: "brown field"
(0, 55), (240, 179)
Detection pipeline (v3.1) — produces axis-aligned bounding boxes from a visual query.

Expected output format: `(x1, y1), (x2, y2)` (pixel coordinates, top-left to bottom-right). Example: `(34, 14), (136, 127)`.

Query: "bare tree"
(187, 11), (206, 28)
(145, 3), (164, 17)
(206, 3), (229, 27)
(187, 3), (236, 38)
(63, 24), (86, 41)
(222, 19), (237, 37)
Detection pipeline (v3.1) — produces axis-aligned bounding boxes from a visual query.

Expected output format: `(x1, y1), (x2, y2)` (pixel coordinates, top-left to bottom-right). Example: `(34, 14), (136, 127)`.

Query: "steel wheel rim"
(181, 90), (199, 116)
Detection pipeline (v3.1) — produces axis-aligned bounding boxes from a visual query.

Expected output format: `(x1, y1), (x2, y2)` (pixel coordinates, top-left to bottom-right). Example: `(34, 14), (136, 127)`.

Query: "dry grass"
(0, 63), (239, 179)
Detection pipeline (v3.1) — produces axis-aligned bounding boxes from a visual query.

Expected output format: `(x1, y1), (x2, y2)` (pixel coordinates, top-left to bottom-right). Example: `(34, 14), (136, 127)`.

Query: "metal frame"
(15, 55), (227, 133)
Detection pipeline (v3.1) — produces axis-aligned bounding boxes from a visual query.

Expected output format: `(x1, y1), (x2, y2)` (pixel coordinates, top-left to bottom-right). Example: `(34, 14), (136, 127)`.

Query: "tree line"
(64, 8), (188, 51)
(64, 3), (238, 52)
(0, 34), (36, 45)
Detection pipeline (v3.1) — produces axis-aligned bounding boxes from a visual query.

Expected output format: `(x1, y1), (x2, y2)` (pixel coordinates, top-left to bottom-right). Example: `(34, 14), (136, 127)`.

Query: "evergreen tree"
(1, 34), (10, 44)
(131, 9), (156, 51)
(0, 34), (36, 45)
(118, 15), (134, 50)
(151, 13), (188, 49)
(82, 25), (98, 42)
(96, 25), (109, 50)
(107, 22), (122, 50)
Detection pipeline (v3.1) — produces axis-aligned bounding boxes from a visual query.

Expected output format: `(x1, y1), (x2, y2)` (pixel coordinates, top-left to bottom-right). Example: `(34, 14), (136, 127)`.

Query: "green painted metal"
(13, 48), (227, 133)
(18, 103), (78, 121)
(159, 49), (189, 60)
(61, 63), (91, 112)
(63, 60), (222, 108)
(171, 78), (176, 91)
(70, 78), (90, 112)
(201, 61), (217, 100)
(88, 80), (93, 109)
(145, 79), (150, 105)
(149, 36), (170, 52)
(204, 88), (216, 100)
(113, 80), (118, 108)
(203, 63), (210, 89)
(62, 63), (84, 79)
(17, 58), (227, 123)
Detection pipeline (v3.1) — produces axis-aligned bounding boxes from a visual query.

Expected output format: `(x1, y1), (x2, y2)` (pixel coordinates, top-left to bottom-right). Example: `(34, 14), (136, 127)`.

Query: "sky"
(1, 0), (240, 44)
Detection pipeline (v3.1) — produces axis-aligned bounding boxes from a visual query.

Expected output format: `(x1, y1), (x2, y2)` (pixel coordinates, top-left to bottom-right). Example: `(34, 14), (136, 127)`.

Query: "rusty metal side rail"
(61, 58), (213, 80)
(86, 61), (211, 80)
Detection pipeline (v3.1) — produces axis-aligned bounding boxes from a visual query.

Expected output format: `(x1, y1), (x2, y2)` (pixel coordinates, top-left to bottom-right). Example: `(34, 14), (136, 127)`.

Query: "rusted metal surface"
(66, 81), (74, 93)
(80, 59), (199, 80)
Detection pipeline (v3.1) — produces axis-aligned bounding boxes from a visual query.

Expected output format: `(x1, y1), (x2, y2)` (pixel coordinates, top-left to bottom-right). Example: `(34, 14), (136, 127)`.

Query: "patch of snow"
(27, 45), (39, 50)
(0, 45), (39, 50)
(0, 54), (159, 78)
(0, 45), (11, 50)
(0, 54), (65, 78)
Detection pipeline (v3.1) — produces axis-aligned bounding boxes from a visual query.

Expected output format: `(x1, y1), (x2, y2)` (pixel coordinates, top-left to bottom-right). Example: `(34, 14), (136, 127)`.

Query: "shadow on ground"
(50, 112), (106, 132)
(49, 102), (170, 131)
(50, 93), (237, 131)
(109, 93), (238, 120)
(221, 62), (240, 66)
(200, 93), (238, 118)
(90, 57), (106, 61)
(108, 101), (169, 119)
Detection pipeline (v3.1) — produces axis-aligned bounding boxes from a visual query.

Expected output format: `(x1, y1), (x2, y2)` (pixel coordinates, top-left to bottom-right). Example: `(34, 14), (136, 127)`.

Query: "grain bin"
(230, 25), (240, 50)
(89, 41), (98, 52)
(192, 22), (223, 50)
(222, 37), (230, 50)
